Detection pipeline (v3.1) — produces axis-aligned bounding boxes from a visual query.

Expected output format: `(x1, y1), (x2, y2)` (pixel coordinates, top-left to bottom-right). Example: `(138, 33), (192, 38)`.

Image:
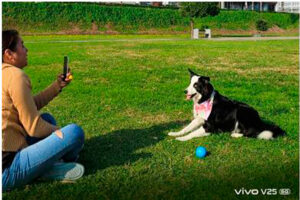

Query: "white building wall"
(275, 1), (299, 13)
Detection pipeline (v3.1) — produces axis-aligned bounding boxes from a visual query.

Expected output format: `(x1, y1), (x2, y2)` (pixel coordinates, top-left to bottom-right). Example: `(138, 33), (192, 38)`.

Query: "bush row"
(2, 2), (299, 33)
(3, 2), (188, 31)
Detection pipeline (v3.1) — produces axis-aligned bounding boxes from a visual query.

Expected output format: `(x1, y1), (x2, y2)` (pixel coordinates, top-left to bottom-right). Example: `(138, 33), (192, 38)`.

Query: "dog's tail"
(257, 123), (286, 140)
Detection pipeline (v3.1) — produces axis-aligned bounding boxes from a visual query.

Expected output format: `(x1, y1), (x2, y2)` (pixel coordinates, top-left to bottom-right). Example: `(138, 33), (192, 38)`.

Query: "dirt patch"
(267, 25), (285, 33)
(138, 27), (187, 35)
(57, 24), (83, 35)
(215, 29), (257, 35)
(214, 26), (298, 36)
(91, 22), (98, 33)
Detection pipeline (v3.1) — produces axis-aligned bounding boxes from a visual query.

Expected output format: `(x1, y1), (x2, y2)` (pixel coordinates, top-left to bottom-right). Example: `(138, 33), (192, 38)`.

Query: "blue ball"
(195, 146), (207, 158)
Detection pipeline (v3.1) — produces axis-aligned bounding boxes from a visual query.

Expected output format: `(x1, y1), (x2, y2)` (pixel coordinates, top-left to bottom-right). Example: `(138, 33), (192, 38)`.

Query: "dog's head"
(184, 68), (214, 103)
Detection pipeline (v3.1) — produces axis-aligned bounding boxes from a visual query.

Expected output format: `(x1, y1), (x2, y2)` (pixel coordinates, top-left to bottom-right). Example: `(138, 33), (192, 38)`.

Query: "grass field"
(3, 35), (299, 200)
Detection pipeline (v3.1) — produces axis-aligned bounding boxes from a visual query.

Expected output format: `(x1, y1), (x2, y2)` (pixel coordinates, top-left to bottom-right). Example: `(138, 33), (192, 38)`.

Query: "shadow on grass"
(81, 120), (188, 175)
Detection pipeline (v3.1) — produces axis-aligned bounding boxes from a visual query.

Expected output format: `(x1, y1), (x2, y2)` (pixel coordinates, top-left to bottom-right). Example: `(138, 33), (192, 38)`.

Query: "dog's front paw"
(231, 133), (243, 138)
(168, 132), (182, 137)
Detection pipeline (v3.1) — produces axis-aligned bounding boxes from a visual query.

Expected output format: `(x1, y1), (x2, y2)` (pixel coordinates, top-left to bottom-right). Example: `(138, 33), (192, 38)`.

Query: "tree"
(180, 2), (220, 38)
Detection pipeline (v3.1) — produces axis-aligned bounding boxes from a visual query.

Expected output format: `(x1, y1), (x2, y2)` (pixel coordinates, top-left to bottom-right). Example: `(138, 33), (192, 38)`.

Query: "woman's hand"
(57, 71), (73, 90)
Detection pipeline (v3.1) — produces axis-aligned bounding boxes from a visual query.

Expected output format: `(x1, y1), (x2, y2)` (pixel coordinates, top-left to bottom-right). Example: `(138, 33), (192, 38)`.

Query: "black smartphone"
(63, 56), (69, 81)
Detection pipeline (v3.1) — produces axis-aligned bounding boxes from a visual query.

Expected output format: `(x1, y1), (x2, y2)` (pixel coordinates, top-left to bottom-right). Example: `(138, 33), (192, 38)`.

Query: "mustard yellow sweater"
(2, 63), (61, 152)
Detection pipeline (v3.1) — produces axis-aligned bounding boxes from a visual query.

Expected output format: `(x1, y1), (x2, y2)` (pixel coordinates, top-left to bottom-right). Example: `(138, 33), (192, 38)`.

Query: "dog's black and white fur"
(168, 69), (286, 141)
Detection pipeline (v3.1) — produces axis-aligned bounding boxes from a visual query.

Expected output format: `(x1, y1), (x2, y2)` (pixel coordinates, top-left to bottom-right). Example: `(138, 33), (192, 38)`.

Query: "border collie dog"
(168, 69), (286, 141)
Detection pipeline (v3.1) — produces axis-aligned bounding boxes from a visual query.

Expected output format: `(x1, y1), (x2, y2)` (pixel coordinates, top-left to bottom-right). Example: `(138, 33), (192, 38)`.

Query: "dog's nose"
(184, 90), (187, 94)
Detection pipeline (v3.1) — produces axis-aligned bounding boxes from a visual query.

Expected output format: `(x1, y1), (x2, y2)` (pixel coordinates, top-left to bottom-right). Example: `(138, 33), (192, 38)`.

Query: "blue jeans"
(2, 113), (85, 191)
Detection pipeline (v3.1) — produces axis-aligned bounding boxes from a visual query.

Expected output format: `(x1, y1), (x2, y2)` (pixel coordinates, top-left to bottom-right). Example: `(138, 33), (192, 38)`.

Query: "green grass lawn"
(4, 35), (299, 200)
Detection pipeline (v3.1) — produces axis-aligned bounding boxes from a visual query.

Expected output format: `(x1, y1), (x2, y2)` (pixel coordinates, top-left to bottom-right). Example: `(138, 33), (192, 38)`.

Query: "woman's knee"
(61, 124), (85, 144)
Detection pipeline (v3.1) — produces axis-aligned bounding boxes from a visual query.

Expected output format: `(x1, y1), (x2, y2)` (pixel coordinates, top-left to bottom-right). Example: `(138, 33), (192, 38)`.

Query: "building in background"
(220, 1), (299, 13)
(275, 2), (299, 13)
(220, 2), (277, 12)
(106, 1), (299, 13)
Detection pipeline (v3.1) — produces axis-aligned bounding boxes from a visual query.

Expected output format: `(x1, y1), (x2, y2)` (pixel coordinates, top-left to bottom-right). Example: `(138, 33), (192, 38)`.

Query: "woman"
(2, 30), (85, 191)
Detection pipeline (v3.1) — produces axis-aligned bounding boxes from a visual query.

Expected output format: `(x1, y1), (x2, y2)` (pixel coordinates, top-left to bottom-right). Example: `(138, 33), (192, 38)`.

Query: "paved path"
(26, 36), (298, 44)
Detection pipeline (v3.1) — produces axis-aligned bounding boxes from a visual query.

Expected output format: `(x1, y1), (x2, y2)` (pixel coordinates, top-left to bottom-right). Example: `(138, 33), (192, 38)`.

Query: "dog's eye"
(194, 83), (198, 87)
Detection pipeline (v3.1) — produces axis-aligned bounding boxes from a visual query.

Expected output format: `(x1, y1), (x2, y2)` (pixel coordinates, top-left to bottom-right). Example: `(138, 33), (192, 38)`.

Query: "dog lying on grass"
(168, 69), (286, 141)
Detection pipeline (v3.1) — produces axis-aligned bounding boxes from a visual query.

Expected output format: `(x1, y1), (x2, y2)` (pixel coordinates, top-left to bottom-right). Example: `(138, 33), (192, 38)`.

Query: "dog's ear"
(188, 68), (198, 78)
(201, 76), (210, 82)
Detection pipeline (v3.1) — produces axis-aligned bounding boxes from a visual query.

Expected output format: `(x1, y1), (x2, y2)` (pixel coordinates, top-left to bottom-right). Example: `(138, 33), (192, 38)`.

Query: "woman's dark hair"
(2, 30), (19, 61)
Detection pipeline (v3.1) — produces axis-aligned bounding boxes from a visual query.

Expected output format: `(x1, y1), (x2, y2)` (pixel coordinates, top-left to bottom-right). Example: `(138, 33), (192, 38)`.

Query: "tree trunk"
(190, 19), (194, 39)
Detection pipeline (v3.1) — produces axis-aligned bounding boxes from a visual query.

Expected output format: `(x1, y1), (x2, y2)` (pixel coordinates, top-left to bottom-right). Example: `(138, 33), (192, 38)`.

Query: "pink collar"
(194, 91), (215, 120)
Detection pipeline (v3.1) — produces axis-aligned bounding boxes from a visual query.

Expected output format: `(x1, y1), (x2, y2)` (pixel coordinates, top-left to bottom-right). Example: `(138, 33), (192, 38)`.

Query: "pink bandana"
(194, 91), (215, 120)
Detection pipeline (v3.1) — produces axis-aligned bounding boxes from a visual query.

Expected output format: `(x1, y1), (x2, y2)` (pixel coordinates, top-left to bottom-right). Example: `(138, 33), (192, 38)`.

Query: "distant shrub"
(256, 19), (268, 31)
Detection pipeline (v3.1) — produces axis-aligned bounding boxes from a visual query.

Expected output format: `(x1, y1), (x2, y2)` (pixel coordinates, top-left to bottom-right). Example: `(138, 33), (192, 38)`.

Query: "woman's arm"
(34, 73), (72, 110)
(33, 81), (61, 110)
(9, 71), (58, 138)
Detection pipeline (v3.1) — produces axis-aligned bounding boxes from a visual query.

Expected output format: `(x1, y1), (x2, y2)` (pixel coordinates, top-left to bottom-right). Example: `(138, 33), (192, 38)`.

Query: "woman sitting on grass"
(2, 30), (85, 191)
